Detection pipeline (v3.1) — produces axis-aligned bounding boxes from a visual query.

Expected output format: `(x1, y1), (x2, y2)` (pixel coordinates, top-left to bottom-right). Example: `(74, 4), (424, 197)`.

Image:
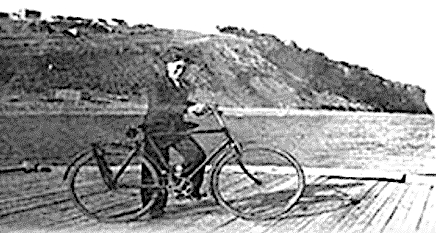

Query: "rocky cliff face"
(0, 10), (432, 114)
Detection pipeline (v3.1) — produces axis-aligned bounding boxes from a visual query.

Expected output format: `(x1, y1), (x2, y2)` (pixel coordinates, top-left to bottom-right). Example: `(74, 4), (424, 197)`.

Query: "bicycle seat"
(176, 121), (199, 132)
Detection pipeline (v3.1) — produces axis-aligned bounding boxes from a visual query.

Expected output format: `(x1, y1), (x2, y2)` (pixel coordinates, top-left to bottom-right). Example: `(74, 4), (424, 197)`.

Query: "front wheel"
(64, 146), (162, 223)
(210, 145), (305, 220)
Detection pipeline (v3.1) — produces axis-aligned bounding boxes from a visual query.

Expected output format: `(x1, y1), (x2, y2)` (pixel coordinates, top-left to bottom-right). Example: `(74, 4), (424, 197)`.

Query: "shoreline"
(0, 106), (433, 118)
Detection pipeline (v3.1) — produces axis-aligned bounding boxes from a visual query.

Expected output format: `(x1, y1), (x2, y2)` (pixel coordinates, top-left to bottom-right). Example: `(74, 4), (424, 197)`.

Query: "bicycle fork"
(232, 142), (263, 186)
(91, 143), (116, 190)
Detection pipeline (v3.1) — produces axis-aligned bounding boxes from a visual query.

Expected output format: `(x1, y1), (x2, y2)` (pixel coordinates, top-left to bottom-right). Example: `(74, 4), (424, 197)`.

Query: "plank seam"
(415, 185), (434, 231)
(379, 186), (411, 233)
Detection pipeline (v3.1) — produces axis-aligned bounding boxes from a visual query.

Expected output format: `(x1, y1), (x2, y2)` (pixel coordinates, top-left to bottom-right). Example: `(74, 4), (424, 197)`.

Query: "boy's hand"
(187, 103), (208, 117)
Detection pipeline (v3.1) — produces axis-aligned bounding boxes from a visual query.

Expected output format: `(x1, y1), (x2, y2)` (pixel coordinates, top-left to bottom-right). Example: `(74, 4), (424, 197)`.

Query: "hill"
(0, 10), (432, 114)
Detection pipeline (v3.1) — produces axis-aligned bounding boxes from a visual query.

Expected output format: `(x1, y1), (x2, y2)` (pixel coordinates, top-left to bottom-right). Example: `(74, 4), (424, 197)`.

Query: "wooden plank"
(0, 186), (68, 207)
(415, 185), (436, 233)
(382, 183), (420, 232)
(40, 205), (90, 231)
(321, 181), (391, 233)
(194, 174), (288, 233)
(362, 184), (409, 233)
(304, 167), (406, 182)
(279, 179), (379, 233)
(402, 184), (433, 232)
(131, 208), (235, 233)
(348, 183), (407, 232)
(129, 196), (236, 233)
(220, 166), (407, 182)
(0, 190), (71, 221)
(0, 177), (100, 217)
(3, 165), (436, 232)
(213, 175), (326, 233)
(1, 169), (147, 229)
(321, 181), (388, 233)
(257, 176), (333, 233)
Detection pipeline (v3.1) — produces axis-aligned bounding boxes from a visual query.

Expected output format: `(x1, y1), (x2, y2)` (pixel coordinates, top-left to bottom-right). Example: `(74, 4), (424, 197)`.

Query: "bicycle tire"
(65, 146), (163, 223)
(210, 144), (305, 220)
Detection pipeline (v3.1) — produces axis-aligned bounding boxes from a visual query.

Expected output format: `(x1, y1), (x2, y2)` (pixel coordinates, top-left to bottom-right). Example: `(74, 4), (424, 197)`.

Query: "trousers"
(140, 118), (206, 215)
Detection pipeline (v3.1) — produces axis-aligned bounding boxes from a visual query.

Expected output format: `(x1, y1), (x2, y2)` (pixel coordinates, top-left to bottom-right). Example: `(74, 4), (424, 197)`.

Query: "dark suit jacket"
(140, 61), (197, 147)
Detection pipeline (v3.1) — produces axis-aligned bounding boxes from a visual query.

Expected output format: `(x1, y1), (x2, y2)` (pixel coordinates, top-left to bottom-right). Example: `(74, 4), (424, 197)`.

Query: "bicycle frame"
(71, 107), (245, 188)
(151, 127), (237, 181)
(147, 107), (245, 181)
(64, 105), (309, 222)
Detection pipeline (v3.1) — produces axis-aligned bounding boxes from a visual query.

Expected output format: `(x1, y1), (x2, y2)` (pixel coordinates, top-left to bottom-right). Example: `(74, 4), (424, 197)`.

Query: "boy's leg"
(141, 138), (170, 218)
(172, 137), (207, 198)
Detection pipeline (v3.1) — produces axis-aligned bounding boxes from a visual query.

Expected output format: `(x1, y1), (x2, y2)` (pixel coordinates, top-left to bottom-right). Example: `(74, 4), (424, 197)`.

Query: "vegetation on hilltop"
(216, 26), (431, 114)
(0, 9), (432, 114)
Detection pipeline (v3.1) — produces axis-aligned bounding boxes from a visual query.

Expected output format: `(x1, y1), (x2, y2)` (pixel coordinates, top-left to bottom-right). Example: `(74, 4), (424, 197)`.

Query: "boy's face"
(166, 59), (189, 89)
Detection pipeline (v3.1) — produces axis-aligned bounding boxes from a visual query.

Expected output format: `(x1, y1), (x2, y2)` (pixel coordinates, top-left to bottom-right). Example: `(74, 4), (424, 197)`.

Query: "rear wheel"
(211, 145), (305, 220)
(65, 145), (162, 223)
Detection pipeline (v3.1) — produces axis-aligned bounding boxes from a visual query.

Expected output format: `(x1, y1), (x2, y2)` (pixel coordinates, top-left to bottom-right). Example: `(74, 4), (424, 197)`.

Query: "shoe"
(147, 194), (167, 220)
(190, 191), (207, 200)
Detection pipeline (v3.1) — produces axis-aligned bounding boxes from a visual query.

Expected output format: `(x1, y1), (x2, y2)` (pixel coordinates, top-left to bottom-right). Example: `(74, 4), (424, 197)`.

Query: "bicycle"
(63, 104), (306, 222)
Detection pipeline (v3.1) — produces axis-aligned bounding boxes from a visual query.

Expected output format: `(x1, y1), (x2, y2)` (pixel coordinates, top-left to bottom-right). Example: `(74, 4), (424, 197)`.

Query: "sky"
(2, 0), (436, 111)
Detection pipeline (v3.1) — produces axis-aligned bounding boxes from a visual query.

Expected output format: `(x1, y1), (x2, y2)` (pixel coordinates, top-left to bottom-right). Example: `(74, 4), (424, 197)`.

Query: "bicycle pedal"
(175, 193), (190, 200)
(191, 192), (207, 200)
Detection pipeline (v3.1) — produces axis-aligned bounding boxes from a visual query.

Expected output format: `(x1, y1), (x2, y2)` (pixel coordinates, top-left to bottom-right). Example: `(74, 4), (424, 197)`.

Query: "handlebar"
(204, 103), (226, 128)
(126, 103), (227, 140)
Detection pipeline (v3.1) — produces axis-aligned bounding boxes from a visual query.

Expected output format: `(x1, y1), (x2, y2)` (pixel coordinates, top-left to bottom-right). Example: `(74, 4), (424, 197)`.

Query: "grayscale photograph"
(0, 1), (435, 232)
